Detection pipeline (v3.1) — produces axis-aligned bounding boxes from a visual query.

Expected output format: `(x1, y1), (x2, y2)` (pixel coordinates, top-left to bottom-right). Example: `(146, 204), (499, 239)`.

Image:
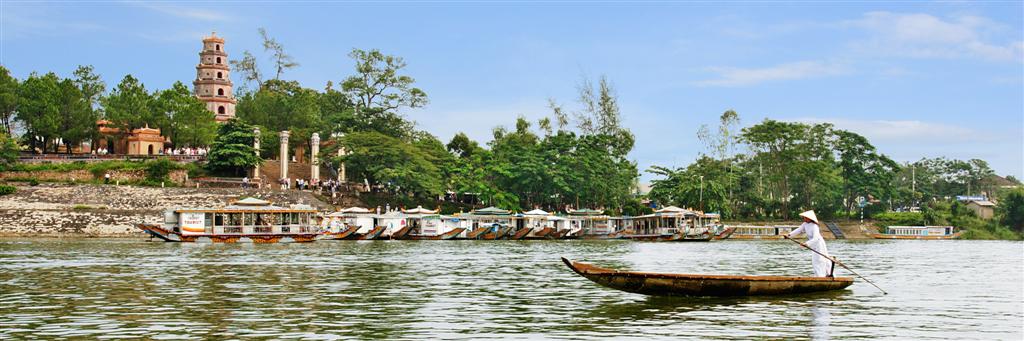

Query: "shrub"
(873, 212), (924, 227)
(145, 158), (177, 181)
(0, 184), (15, 196)
(28, 179), (39, 186)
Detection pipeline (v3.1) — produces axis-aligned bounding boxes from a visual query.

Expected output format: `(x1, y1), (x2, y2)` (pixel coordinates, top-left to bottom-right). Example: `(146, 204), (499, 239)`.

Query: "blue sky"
(3, 1), (1022, 180)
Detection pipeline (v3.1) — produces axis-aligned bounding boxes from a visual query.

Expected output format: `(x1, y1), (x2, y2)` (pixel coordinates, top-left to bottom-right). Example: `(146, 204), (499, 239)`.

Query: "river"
(1, 238), (1021, 340)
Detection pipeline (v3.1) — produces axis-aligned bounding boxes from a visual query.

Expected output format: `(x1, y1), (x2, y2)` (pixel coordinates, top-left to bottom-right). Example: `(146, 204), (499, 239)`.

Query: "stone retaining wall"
(0, 184), (333, 237)
(0, 169), (188, 184)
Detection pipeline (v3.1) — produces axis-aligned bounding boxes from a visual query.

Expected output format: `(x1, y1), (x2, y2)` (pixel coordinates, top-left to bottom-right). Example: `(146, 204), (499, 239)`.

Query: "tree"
(101, 74), (154, 132)
(341, 48), (428, 112)
(17, 72), (61, 153)
(327, 131), (443, 197)
(447, 132), (479, 158)
(998, 188), (1024, 232)
(0, 66), (18, 135)
(235, 79), (321, 158)
(0, 131), (18, 170)
(259, 28), (298, 81)
(54, 78), (95, 153)
(230, 50), (263, 92)
(72, 65), (105, 111)
(153, 81), (216, 147)
(833, 129), (899, 216)
(206, 119), (261, 175)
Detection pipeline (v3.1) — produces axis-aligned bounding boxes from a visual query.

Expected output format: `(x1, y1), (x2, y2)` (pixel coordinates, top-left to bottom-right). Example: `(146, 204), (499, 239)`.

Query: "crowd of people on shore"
(240, 176), (345, 197)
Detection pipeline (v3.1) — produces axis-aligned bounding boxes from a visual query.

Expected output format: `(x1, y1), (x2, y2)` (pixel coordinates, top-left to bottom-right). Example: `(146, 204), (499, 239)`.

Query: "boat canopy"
(233, 197), (272, 206)
(473, 206), (511, 215)
(403, 206), (438, 214)
(523, 209), (550, 216)
(339, 207), (371, 213)
(568, 208), (604, 216)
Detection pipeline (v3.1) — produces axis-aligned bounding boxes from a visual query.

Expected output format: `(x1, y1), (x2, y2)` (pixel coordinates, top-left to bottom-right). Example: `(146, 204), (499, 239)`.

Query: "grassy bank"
(872, 205), (1022, 240)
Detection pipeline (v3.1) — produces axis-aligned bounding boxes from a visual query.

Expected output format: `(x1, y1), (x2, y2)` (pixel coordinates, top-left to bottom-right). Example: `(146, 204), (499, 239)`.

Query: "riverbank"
(0, 183), (332, 237)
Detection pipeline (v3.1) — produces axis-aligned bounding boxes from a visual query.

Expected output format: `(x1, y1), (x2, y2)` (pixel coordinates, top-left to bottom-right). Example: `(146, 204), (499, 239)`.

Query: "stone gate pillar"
(279, 130), (289, 188)
(310, 133), (320, 182)
(337, 146), (346, 183)
(252, 127), (261, 179)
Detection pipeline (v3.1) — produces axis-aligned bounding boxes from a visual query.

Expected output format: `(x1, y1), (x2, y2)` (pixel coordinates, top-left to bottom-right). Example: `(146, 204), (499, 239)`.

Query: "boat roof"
(339, 207), (371, 213)
(523, 208), (550, 216)
(473, 206), (511, 215)
(403, 205), (438, 214)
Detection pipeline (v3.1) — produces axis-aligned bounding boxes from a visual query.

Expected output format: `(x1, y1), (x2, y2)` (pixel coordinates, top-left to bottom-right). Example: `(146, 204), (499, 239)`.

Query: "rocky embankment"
(0, 184), (333, 237)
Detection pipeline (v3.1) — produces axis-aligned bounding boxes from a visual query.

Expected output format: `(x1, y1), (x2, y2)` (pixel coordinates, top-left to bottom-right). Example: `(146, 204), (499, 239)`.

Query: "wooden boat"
(548, 229), (570, 239)
(137, 198), (319, 243)
(357, 226), (387, 240)
(482, 226), (515, 240)
(562, 229), (584, 239)
(872, 226), (960, 240)
(319, 225), (359, 241)
(510, 227), (533, 240)
(562, 258), (853, 297)
(714, 226), (736, 240)
(580, 230), (627, 240)
(465, 226), (491, 239)
(389, 225), (414, 240)
(408, 227), (466, 240)
(530, 227), (555, 239)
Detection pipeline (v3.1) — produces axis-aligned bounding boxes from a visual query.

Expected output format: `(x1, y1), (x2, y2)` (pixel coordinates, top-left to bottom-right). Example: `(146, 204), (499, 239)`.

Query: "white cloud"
(693, 61), (850, 87)
(847, 11), (1024, 62)
(124, 1), (229, 21)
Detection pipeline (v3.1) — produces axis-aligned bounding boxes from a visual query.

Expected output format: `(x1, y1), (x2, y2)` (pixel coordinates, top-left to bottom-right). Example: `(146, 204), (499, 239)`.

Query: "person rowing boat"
(784, 210), (834, 277)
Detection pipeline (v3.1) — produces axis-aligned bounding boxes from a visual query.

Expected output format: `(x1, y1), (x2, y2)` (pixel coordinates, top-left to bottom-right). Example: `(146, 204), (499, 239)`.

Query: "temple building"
(95, 121), (169, 155)
(194, 32), (236, 122)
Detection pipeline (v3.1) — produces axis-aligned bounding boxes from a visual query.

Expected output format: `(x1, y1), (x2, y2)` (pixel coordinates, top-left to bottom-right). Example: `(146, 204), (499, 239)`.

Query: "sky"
(2, 1), (1022, 181)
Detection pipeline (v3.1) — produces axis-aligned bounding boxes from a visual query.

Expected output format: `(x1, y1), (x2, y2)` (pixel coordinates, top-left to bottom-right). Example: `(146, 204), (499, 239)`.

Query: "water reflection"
(0, 239), (1021, 339)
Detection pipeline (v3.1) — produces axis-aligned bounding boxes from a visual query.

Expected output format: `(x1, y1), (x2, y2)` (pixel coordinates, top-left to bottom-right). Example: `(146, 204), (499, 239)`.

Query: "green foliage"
(342, 48), (428, 112)
(872, 212), (925, 227)
(153, 81), (217, 147)
(28, 179), (39, 186)
(206, 119), (261, 175)
(145, 158), (176, 181)
(0, 184), (15, 196)
(0, 66), (19, 135)
(997, 188), (1024, 232)
(328, 131), (443, 197)
(101, 74), (154, 132)
(236, 80), (322, 157)
(0, 131), (18, 170)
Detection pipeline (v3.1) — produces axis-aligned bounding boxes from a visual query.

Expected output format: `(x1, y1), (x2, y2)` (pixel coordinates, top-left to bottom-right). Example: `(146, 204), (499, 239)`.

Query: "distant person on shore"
(242, 176), (249, 189)
(104, 172), (110, 184)
(784, 210), (833, 277)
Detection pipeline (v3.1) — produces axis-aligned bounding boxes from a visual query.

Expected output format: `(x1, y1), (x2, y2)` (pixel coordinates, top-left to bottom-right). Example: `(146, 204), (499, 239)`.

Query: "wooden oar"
(783, 236), (888, 295)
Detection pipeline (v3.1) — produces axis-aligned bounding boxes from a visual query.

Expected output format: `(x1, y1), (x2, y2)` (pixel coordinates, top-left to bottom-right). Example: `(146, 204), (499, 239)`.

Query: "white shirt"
(788, 222), (821, 241)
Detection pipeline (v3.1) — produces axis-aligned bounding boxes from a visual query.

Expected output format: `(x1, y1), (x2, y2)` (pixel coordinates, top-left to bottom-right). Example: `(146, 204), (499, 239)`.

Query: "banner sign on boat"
(180, 212), (206, 234)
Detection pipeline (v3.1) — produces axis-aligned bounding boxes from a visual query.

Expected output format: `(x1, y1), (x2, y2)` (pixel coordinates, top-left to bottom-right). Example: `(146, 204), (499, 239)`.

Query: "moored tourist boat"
(871, 226), (960, 240)
(319, 225), (359, 240)
(620, 206), (716, 242)
(510, 226), (533, 240)
(408, 227), (467, 240)
(562, 258), (854, 296)
(137, 198), (320, 243)
(357, 226), (387, 240)
(727, 225), (796, 240)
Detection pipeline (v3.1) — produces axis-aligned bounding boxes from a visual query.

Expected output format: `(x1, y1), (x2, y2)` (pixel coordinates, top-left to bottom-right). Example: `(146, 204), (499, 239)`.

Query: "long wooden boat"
(319, 225), (359, 241)
(136, 198), (320, 243)
(547, 229), (570, 239)
(465, 226), (491, 239)
(870, 231), (961, 240)
(389, 225), (414, 240)
(714, 226), (736, 240)
(408, 227), (466, 240)
(510, 227), (533, 240)
(482, 226), (515, 240)
(563, 229), (583, 239)
(357, 226), (387, 240)
(528, 227), (555, 239)
(562, 258), (853, 296)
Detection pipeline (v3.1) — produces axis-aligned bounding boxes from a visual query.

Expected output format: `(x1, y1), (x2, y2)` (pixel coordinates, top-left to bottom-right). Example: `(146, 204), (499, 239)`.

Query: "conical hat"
(799, 210), (819, 224)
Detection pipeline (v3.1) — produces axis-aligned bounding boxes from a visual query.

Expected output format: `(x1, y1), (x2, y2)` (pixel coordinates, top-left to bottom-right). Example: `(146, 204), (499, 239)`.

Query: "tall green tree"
(54, 78), (95, 153)
(153, 81), (217, 147)
(101, 74), (154, 132)
(342, 48), (428, 113)
(206, 119), (261, 175)
(16, 72), (61, 153)
(259, 28), (298, 81)
(327, 131), (443, 197)
(236, 79), (322, 157)
(0, 131), (19, 169)
(0, 66), (18, 135)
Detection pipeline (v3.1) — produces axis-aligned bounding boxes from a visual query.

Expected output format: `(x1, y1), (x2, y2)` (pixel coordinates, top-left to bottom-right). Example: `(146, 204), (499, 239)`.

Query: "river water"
(1, 238), (1021, 340)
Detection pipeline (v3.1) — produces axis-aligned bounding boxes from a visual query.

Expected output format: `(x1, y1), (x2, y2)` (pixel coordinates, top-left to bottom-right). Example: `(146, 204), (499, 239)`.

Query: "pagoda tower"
(194, 32), (236, 122)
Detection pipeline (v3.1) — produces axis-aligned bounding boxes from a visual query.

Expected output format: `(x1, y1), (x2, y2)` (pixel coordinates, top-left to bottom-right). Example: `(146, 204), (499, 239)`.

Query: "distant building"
(193, 32), (236, 122)
(95, 120), (169, 155)
(966, 200), (996, 220)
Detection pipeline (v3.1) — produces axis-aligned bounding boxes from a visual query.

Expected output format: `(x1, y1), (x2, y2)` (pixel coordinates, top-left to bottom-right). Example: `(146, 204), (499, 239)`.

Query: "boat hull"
(137, 224), (318, 243)
(562, 258), (853, 297)
(871, 232), (961, 240)
(318, 226), (359, 241)
(408, 228), (467, 240)
(357, 226), (387, 240)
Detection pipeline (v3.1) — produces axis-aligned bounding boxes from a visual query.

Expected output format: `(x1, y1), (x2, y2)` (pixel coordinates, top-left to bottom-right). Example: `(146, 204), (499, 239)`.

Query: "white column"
(337, 146), (346, 183)
(310, 133), (320, 181)
(279, 131), (289, 187)
(252, 127), (261, 179)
